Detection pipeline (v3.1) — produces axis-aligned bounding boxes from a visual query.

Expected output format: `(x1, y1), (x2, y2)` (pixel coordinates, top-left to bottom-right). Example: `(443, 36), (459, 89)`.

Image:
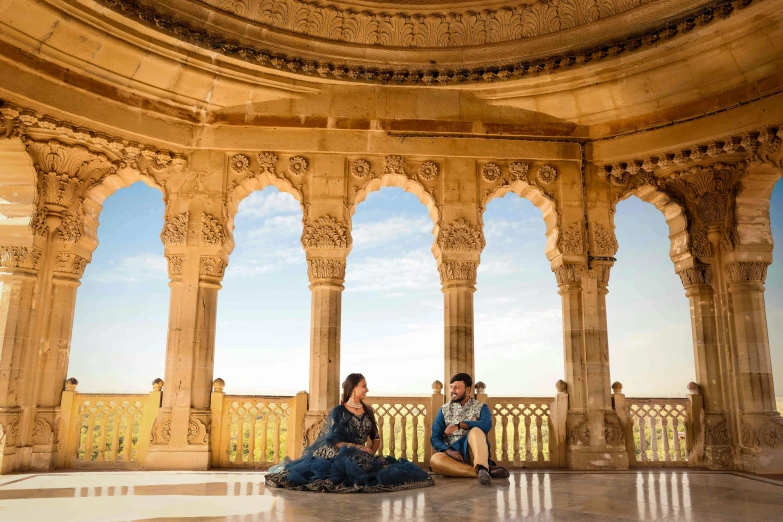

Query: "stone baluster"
(554, 262), (628, 469)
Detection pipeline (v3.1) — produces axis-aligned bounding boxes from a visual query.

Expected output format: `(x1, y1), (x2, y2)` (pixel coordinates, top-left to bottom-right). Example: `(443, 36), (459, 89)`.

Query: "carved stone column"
(0, 138), (117, 472)
(555, 263), (628, 470)
(676, 262), (733, 468)
(145, 211), (224, 470)
(301, 216), (351, 445)
(435, 218), (484, 385)
(0, 247), (41, 473)
(439, 261), (477, 383)
(725, 261), (783, 473)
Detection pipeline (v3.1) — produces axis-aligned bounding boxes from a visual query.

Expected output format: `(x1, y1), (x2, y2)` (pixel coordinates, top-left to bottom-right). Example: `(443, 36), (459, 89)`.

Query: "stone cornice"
(598, 125), (782, 186)
(93, 0), (755, 85)
(201, 0), (652, 49)
(0, 101), (187, 169)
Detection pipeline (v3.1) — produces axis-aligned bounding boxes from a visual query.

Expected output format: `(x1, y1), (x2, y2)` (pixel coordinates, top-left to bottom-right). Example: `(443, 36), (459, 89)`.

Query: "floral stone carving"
(481, 163), (501, 182)
(288, 156), (308, 176)
(509, 162), (530, 181)
(417, 161), (438, 181)
(301, 216), (351, 249)
(201, 213), (227, 247)
(161, 212), (189, 245)
(230, 154), (250, 174)
(537, 165), (558, 184)
(257, 152), (278, 175)
(437, 219), (485, 252)
(383, 156), (405, 176)
(307, 259), (346, 280)
(350, 159), (370, 179)
(593, 224), (618, 256)
(558, 223), (583, 255)
(438, 262), (477, 283)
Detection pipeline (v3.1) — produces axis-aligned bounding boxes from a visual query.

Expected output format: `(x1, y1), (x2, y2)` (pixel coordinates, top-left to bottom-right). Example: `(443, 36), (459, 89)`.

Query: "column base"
(704, 445), (735, 470)
(143, 445), (211, 470)
(740, 446), (783, 474)
(303, 410), (330, 447)
(739, 413), (783, 474)
(0, 445), (58, 473)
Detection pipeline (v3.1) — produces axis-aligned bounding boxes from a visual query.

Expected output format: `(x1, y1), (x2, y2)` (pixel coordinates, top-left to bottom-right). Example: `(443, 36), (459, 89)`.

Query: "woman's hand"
(359, 446), (374, 454)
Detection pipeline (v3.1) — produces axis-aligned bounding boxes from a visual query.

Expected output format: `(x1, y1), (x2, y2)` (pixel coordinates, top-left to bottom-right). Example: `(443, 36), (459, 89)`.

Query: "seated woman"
(265, 373), (434, 493)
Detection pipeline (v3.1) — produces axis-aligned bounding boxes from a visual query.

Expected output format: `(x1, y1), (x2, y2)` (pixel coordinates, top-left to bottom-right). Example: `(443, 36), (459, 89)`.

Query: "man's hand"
(444, 424), (459, 436)
(445, 449), (463, 462)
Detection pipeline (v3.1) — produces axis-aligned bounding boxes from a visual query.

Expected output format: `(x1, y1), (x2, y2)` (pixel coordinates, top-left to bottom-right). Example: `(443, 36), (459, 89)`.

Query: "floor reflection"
(0, 470), (780, 521)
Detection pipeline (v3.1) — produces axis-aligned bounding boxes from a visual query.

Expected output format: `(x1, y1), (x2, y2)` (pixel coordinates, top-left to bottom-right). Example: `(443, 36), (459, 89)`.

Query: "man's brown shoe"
(489, 465), (510, 479)
(477, 468), (492, 486)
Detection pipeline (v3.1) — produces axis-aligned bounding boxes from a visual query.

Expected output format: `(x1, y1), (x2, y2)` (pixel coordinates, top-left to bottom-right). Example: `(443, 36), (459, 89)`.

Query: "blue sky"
(68, 180), (783, 399)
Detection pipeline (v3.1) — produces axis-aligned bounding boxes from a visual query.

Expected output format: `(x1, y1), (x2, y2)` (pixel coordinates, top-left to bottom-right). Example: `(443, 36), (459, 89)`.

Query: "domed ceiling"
(99, 0), (744, 84)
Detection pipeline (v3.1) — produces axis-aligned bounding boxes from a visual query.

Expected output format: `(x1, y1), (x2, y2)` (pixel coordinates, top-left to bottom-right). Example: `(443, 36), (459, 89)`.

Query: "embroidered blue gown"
(265, 405), (434, 493)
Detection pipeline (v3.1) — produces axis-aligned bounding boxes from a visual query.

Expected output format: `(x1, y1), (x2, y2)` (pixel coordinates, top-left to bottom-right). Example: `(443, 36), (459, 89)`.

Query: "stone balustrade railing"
(58, 378), (162, 469)
(365, 396), (432, 465)
(209, 379), (308, 469)
(48, 377), (706, 471)
(613, 382), (701, 468)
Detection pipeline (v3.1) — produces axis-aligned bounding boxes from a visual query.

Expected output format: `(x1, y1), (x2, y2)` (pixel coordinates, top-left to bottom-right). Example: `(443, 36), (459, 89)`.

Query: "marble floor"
(0, 469), (781, 521)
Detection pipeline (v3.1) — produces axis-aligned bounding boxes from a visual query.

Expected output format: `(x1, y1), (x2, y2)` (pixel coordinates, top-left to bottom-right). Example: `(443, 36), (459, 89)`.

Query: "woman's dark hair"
(450, 372), (473, 388)
(341, 373), (377, 429)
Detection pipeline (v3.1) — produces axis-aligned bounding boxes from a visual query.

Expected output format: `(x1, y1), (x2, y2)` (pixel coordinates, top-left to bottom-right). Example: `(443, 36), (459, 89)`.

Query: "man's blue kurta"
(430, 402), (494, 463)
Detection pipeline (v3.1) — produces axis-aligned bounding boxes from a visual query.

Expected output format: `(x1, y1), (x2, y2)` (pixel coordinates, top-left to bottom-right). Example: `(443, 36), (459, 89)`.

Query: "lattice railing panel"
(490, 399), (553, 468)
(74, 395), (146, 467)
(222, 397), (293, 468)
(368, 398), (429, 464)
(628, 399), (690, 465)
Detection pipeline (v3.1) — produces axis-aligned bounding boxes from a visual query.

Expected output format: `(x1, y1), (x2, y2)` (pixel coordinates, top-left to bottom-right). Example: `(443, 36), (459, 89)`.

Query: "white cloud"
(477, 257), (516, 277)
(225, 246), (305, 279)
(352, 216), (433, 251)
(84, 253), (167, 283)
(345, 250), (439, 293)
(238, 190), (301, 219)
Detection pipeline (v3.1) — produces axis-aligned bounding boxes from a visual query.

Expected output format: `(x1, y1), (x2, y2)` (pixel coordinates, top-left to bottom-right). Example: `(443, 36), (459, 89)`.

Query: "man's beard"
(450, 392), (466, 403)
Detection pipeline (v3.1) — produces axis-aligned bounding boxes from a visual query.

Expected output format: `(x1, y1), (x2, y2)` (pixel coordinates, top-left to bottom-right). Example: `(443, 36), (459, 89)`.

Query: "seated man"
(429, 373), (509, 485)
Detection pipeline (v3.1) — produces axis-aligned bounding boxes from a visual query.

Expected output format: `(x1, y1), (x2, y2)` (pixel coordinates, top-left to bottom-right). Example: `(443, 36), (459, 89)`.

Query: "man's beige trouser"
(429, 428), (490, 477)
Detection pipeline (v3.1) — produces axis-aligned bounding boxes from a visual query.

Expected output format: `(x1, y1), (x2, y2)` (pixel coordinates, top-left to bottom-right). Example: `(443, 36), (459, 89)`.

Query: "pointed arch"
(482, 180), (561, 261)
(226, 169), (305, 255)
(82, 166), (165, 254)
(613, 183), (693, 265)
(351, 172), (440, 239)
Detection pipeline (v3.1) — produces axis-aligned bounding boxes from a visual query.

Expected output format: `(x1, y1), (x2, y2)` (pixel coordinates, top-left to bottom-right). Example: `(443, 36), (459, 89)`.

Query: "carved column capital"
(438, 261), (477, 289)
(725, 261), (770, 284)
(0, 246), (44, 274)
(199, 255), (227, 286)
(553, 263), (583, 286)
(52, 251), (89, 282)
(306, 258), (346, 285)
(25, 138), (118, 240)
(677, 263), (714, 288)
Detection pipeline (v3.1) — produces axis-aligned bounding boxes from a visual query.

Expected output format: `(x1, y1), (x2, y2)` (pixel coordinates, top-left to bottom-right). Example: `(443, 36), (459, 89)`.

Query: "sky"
(67, 179), (783, 399)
